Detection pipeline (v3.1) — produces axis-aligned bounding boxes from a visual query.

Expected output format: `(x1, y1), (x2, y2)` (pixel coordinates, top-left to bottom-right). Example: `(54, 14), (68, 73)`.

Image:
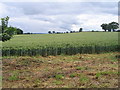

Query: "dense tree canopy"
(0, 16), (23, 42)
(16, 28), (23, 34)
(1, 16), (9, 33)
(109, 22), (119, 32)
(101, 24), (108, 32)
(79, 28), (83, 32)
(2, 33), (11, 42)
(4, 26), (17, 36)
(48, 31), (52, 34)
(101, 22), (119, 32)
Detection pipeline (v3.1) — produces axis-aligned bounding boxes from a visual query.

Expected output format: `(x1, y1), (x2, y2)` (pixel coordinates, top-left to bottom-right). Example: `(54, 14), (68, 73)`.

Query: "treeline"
(48, 21), (119, 34)
(48, 28), (83, 34)
(101, 22), (119, 32)
(0, 16), (23, 42)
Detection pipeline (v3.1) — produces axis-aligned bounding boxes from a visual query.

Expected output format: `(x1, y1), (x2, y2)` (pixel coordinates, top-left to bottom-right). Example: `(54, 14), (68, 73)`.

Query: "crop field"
(2, 32), (119, 56)
(2, 32), (119, 88)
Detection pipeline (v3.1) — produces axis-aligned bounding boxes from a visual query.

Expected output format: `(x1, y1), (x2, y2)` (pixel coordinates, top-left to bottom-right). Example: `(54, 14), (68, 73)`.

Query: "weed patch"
(53, 80), (63, 85)
(54, 74), (64, 80)
(8, 71), (19, 81)
(69, 73), (77, 78)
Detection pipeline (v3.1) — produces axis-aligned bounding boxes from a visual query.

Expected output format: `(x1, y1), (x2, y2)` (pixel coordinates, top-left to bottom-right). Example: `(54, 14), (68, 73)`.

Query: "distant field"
(2, 32), (119, 56)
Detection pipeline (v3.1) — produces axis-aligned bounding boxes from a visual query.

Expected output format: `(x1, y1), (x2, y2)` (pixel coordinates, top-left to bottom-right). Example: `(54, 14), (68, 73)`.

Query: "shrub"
(2, 33), (11, 42)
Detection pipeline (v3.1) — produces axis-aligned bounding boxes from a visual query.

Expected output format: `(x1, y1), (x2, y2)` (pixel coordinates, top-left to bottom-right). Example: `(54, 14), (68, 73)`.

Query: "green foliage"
(2, 33), (11, 42)
(1, 16), (9, 33)
(55, 74), (64, 80)
(70, 73), (77, 78)
(79, 28), (83, 32)
(0, 34), (2, 41)
(95, 71), (118, 79)
(53, 80), (63, 85)
(96, 73), (101, 79)
(8, 71), (19, 81)
(8, 75), (19, 81)
(79, 77), (89, 82)
(5, 26), (17, 36)
(107, 24), (112, 32)
(76, 67), (82, 70)
(1, 16), (12, 42)
(48, 31), (51, 34)
(79, 74), (89, 83)
(52, 31), (55, 34)
(1, 16), (23, 42)
(4, 27), (23, 36)
(34, 79), (41, 85)
(101, 24), (108, 32)
(101, 21), (119, 32)
(16, 28), (23, 34)
(109, 22), (119, 32)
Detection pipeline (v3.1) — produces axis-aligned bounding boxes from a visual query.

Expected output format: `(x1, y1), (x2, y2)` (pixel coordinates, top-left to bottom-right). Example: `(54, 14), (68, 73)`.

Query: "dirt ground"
(2, 52), (119, 88)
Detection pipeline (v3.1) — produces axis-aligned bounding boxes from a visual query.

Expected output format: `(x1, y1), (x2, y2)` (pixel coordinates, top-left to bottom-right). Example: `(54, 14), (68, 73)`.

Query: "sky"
(0, 0), (119, 33)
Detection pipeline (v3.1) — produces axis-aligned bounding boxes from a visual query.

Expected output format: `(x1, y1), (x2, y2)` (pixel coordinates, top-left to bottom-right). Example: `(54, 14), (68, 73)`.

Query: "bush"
(2, 33), (11, 42)
(16, 28), (23, 34)
(0, 34), (2, 41)
(5, 27), (16, 36)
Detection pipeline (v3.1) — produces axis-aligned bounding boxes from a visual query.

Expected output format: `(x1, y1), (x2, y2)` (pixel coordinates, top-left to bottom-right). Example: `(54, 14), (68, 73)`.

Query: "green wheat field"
(2, 32), (119, 56)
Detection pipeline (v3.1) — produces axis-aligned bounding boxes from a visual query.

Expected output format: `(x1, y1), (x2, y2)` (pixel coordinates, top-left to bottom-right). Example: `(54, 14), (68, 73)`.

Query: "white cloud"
(0, 2), (118, 33)
(0, 3), (24, 18)
(0, 3), (8, 17)
(9, 16), (54, 33)
(76, 14), (118, 31)
(9, 15), (78, 33)
(119, 16), (120, 29)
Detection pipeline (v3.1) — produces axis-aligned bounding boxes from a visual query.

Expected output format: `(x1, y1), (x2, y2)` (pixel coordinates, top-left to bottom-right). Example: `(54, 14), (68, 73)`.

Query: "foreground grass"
(2, 52), (119, 88)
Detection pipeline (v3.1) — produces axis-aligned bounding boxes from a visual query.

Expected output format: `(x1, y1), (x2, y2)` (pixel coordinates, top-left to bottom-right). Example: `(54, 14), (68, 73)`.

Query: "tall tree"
(109, 22), (119, 32)
(101, 24), (108, 32)
(1, 16), (9, 33)
(48, 31), (51, 34)
(52, 31), (55, 34)
(79, 28), (83, 32)
(107, 24), (112, 32)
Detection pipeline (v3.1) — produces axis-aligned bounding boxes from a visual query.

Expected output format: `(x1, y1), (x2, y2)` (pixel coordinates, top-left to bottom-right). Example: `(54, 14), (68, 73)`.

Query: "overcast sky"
(0, 1), (119, 33)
